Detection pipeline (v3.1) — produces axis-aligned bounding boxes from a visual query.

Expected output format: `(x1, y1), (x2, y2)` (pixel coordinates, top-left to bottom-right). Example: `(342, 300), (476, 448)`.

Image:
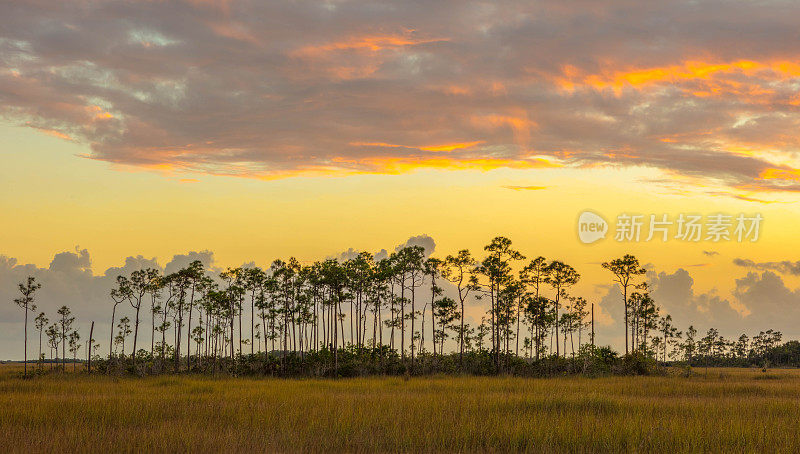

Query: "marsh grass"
(1, 365), (799, 452)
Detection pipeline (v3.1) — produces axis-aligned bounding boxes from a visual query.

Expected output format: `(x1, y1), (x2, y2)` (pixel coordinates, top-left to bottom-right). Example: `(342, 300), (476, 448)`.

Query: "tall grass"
(1, 366), (799, 452)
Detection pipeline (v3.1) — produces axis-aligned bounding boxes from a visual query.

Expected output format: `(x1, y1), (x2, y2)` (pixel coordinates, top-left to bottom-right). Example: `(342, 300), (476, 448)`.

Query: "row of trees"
(12, 277), (92, 376)
(8, 237), (791, 376)
(650, 324), (784, 365)
(95, 237), (604, 373)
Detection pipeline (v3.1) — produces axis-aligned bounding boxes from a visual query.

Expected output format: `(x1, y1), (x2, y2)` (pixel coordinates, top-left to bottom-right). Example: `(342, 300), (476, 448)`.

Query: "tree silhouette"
(397, 246), (425, 367)
(479, 237), (525, 369)
(46, 323), (59, 370)
(68, 330), (81, 372)
(127, 268), (157, 366)
(110, 276), (131, 359)
(424, 258), (442, 357)
(13, 276), (40, 377)
(56, 305), (74, 371)
(34, 311), (48, 371)
(441, 250), (479, 364)
(520, 257), (548, 359)
(115, 316), (132, 356)
(544, 261), (579, 357)
(433, 296), (459, 355)
(601, 255), (646, 355)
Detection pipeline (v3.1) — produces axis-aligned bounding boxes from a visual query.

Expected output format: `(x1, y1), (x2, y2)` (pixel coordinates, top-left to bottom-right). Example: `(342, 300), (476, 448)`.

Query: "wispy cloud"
(503, 185), (547, 191)
(705, 191), (785, 204)
(733, 258), (800, 276)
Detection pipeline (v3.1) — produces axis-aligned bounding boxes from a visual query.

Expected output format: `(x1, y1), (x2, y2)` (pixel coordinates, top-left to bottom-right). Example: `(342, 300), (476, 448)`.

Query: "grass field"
(2, 365), (800, 452)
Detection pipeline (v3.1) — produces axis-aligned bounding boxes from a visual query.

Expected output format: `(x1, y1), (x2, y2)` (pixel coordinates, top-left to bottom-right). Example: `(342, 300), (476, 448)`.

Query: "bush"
(87, 345), (677, 378)
(614, 352), (661, 376)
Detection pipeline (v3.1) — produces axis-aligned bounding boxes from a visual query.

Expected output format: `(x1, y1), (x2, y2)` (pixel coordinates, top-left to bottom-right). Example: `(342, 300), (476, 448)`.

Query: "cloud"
(331, 235), (436, 262)
(705, 191), (783, 204)
(164, 250), (217, 275)
(102, 255), (162, 278)
(591, 267), (745, 341)
(395, 234), (436, 257)
(49, 247), (92, 276)
(331, 248), (365, 262)
(648, 268), (743, 331)
(733, 258), (800, 276)
(0, 248), (220, 360)
(503, 185), (547, 191)
(733, 271), (800, 332)
(702, 250), (719, 257)
(2, 0), (800, 191)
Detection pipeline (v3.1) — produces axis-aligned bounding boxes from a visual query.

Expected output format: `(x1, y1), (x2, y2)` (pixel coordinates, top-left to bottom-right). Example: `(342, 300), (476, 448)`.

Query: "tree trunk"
(400, 277), (406, 361)
(623, 283), (628, 355)
(110, 304), (117, 360)
(187, 303), (193, 371)
(23, 309), (28, 377)
(151, 296), (155, 356)
(61, 324), (66, 371)
(132, 302), (141, 366)
(411, 285), (416, 367)
(554, 289), (560, 357)
(515, 296), (521, 356)
(88, 321), (94, 373)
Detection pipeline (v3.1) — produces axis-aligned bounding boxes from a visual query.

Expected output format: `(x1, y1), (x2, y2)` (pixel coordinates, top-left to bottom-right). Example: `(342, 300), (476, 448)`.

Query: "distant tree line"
(9, 237), (795, 377)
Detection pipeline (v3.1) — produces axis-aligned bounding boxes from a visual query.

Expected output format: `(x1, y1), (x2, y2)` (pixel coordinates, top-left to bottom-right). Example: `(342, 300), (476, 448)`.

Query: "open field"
(2, 365), (800, 452)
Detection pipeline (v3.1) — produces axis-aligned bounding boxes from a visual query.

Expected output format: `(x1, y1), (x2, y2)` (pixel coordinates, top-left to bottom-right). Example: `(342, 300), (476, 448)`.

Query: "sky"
(1, 0), (800, 359)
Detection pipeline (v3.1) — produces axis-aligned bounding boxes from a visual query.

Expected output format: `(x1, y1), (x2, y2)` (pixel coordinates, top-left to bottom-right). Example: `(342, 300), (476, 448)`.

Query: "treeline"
(8, 236), (794, 377)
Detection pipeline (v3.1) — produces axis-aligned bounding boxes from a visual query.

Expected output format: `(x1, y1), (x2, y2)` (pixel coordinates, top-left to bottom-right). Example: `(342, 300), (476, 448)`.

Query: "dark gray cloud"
(1, 0), (800, 189)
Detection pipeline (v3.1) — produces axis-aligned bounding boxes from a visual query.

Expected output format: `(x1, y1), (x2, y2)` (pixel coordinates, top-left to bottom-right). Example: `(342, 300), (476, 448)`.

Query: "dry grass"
(2, 365), (800, 452)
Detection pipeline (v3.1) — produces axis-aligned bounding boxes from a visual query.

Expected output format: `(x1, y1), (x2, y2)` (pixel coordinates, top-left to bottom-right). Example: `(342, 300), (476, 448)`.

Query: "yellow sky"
(3, 122), (798, 308)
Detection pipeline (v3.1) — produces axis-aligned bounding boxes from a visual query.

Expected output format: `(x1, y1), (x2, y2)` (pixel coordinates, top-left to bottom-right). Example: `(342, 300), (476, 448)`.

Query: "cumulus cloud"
(0, 248), (220, 360)
(594, 267), (744, 343)
(164, 250), (217, 275)
(331, 235), (436, 261)
(102, 255), (162, 278)
(733, 271), (800, 327)
(48, 247), (92, 275)
(648, 268), (743, 335)
(643, 266), (800, 340)
(395, 234), (436, 257)
(331, 248), (365, 262)
(2, 0), (800, 190)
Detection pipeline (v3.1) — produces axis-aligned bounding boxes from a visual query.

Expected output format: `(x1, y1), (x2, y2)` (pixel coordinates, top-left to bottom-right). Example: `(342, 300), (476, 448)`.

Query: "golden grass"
(2, 365), (800, 452)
